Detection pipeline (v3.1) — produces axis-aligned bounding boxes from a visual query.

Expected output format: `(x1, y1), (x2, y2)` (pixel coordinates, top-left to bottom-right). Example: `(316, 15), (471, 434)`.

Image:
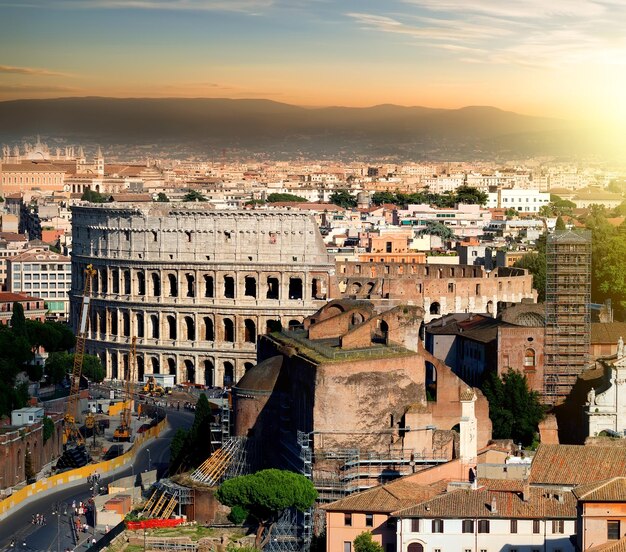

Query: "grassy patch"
(147, 526), (215, 540)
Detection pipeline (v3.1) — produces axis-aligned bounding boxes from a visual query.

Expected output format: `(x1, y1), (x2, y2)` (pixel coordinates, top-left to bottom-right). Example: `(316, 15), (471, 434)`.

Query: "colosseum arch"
(167, 357), (176, 376)
(110, 352), (118, 379)
(223, 361), (234, 387)
(184, 359), (195, 384)
(185, 273), (195, 298)
(203, 275), (214, 298)
(135, 312), (144, 338)
(244, 319), (256, 343)
(203, 317), (214, 341)
(123, 270), (131, 295)
(136, 356), (145, 381)
(112, 268), (120, 294)
(204, 360), (214, 387)
(137, 271), (146, 296)
(289, 277), (303, 299)
(184, 316), (195, 341)
(150, 314), (159, 339)
(151, 272), (161, 296)
(224, 275), (235, 299)
(244, 276), (257, 298)
(167, 274), (178, 297)
(223, 318), (235, 342)
(167, 315), (177, 340)
(151, 356), (160, 374)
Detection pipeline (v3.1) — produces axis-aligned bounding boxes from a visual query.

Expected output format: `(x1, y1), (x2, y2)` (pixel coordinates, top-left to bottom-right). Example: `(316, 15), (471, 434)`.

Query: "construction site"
(544, 230), (592, 405)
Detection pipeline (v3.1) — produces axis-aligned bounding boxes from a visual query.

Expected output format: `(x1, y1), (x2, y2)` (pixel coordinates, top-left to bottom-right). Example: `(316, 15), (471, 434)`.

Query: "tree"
(45, 352), (72, 384)
(217, 469), (318, 548)
(329, 189), (357, 209)
(504, 208), (518, 219)
(481, 369), (545, 446)
(183, 190), (207, 202)
(81, 189), (108, 203)
(10, 302), (27, 336)
(266, 193), (307, 203)
(555, 216), (566, 230)
(455, 185), (488, 206)
(42, 416), (55, 442)
(371, 191), (397, 206)
(354, 532), (384, 552)
(168, 428), (189, 473)
(417, 221), (456, 240)
(156, 192), (170, 202)
(82, 355), (105, 382)
(548, 195), (576, 216)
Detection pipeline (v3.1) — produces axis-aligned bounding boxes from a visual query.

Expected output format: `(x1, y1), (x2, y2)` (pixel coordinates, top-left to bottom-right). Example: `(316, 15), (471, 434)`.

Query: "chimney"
(490, 497), (497, 514)
(522, 482), (530, 502)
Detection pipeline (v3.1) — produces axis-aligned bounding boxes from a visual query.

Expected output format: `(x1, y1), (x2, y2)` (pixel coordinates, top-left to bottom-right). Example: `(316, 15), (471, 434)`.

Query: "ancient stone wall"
(70, 204), (335, 386)
(336, 261), (536, 321)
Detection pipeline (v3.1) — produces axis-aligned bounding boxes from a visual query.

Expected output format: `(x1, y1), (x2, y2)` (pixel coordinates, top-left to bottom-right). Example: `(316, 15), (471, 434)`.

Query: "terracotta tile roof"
(476, 479), (526, 492)
(109, 193), (152, 203)
(323, 479), (444, 513)
(0, 232), (27, 242)
(392, 486), (576, 519)
(588, 537), (626, 552)
(591, 323), (626, 345)
(530, 445), (626, 486)
(1, 163), (66, 173)
(10, 249), (70, 263)
(0, 292), (42, 303)
(573, 477), (626, 502)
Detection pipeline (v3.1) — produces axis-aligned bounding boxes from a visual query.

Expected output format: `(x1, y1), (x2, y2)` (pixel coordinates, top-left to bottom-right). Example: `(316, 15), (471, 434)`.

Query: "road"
(0, 408), (194, 552)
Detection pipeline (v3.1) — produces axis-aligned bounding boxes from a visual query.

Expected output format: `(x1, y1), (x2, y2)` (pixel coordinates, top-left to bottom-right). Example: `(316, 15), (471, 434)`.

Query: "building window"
(608, 520), (620, 540)
(411, 518), (420, 532)
(432, 519), (444, 533)
(344, 513), (352, 527)
(552, 520), (564, 534)
(478, 520), (490, 533)
(462, 520), (474, 533)
(365, 513), (373, 527)
(524, 348), (536, 368)
(510, 519), (518, 533)
(533, 520), (541, 534)
(343, 543), (351, 552)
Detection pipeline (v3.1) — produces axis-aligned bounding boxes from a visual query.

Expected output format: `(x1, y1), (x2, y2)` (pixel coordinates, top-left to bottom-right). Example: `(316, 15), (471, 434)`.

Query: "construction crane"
(114, 336), (136, 442)
(63, 263), (97, 446)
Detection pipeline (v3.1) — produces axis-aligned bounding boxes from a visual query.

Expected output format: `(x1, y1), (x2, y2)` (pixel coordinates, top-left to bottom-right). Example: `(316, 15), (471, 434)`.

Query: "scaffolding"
(141, 479), (193, 519)
(189, 436), (248, 486)
(544, 230), (592, 405)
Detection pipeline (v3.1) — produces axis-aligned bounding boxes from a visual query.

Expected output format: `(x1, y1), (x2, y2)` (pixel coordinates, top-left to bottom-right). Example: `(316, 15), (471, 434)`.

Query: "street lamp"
(146, 449), (151, 472)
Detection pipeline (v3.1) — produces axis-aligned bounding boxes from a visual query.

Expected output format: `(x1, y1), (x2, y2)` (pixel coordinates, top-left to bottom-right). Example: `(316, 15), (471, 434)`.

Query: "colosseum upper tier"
(70, 204), (335, 386)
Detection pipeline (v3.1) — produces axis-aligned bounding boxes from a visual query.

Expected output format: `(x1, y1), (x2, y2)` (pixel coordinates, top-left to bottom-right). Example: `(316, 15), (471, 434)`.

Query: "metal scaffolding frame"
(544, 230), (592, 405)
(190, 436), (248, 486)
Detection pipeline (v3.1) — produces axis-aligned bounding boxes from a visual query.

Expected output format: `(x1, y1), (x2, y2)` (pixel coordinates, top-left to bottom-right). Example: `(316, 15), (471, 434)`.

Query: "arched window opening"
(151, 357), (160, 375)
(167, 357), (176, 376)
(168, 274), (178, 297)
(151, 273), (161, 296)
(524, 348), (536, 368)
(136, 356), (145, 382)
(204, 360), (214, 387)
(223, 362), (234, 387)
(267, 277), (279, 300)
(426, 362), (437, 401)
(100, 269), (108, 293)
(186, 273), (195, 298)
(244, 319), (256, 343)
(289, 277), (303, 299)
(137, 272), (146, 296)
(244, 276), (257, 298)
(288, 319), (301, 330)
(224, 276), (235, 299)
(167, 315), (177, 340)
(223, 318), (235, 342)
(204, 275), (214, 298)
(244, 362), (254, 372)
(150, 314), (159, 339)
(204, 317), (214, 341)
(123, 270), (131, 295)
(136, 313), (144, 338)
(112, 269), (120, 294)
(111, 353), (118, 380)
(430, 302), (441, 315)
(184, 316), (195, 340)
(185, 360), (195, 384)
(266, 319), (282, 333)
(110, 310), (118, 336)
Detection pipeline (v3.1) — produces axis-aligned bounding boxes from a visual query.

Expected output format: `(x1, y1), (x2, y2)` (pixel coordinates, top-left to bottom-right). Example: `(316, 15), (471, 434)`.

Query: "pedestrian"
(105, 525), (109, 533)
(91, 538), (96, 545)
(72, 500), (76, 509)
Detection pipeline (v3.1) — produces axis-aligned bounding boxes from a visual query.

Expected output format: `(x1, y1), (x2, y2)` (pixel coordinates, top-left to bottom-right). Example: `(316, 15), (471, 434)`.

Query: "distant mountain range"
(0, 97), (595, 160)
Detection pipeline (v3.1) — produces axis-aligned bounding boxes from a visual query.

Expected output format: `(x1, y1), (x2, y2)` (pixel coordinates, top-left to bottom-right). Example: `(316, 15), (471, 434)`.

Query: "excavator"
(113, 336), (136, 442)
(143, 376), (165, 397)
(63, 264), (97, 446)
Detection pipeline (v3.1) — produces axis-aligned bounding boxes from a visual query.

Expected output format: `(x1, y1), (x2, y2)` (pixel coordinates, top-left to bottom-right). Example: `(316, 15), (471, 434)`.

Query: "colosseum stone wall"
(70, 204), (335, 386)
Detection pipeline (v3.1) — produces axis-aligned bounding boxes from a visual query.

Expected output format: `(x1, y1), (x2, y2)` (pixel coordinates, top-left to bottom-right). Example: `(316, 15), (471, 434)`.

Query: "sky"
(2, 0), (626, 125)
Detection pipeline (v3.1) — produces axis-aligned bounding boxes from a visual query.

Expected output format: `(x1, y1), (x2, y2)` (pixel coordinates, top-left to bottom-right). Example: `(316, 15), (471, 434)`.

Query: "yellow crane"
(64, 264), (97, 446)
(114, 336), (136, 442)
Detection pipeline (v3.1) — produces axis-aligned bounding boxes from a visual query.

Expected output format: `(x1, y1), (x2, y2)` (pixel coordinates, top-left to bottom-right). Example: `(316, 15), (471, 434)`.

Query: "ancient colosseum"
(70, 203), (335, 386)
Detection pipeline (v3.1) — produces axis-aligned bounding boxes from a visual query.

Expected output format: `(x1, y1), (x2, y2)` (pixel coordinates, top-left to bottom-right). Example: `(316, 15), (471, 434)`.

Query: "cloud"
(0, 64), (71, 77)
(0, 0), (274, 13)
(0, 84), (81, 92)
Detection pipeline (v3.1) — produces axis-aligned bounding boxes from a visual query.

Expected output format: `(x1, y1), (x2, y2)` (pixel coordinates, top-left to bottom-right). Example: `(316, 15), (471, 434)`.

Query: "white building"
(486, 189), (550, 213)
(393, 483), (576, 552)
(7, 247), (72, 320)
